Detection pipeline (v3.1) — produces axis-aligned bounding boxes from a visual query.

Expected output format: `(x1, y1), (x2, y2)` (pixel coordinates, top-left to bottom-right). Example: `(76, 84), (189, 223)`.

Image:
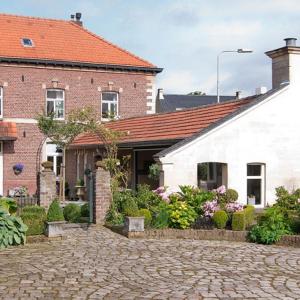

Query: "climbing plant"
(37, 107), (130, 193)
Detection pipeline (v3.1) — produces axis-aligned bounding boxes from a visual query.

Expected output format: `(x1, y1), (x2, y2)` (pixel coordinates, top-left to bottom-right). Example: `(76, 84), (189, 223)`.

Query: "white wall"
(159, 84), (300, 206)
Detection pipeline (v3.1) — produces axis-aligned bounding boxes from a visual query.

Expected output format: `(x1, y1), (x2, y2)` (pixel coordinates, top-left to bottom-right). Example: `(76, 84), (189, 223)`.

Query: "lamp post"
(217, 48), (253, 103)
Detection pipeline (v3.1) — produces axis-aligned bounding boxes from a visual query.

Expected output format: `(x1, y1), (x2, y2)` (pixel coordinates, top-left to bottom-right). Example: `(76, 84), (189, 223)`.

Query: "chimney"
(157, 88), (164, 100)
(265, 37), (300, 89)
(235, 91), (241, 99)
(255, 86), (267, 95)
(71, 12), (83, 26)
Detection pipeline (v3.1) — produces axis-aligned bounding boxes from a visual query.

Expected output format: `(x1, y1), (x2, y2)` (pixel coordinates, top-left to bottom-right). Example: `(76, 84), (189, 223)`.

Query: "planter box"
(124, 216), (144, 232)
(45, 221), (66, 237)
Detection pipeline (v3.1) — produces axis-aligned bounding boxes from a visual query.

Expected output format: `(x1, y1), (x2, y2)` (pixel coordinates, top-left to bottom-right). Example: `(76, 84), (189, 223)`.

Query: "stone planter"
(45, 221), (66, 237)
(75, 186), (86, 201)
(124, 216), (145, 232)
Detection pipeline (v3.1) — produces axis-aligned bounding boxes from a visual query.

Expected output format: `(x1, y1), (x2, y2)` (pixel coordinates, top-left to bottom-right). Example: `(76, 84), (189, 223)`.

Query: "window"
(21, 38), (34, 47)
(247, 163), (265, 206)
(0, 87), (2, 118)
(198, 162), (216, 182)
(46, 89), (64, 119)
(101, 92), (118, 119)
(46, 143), (63, 177)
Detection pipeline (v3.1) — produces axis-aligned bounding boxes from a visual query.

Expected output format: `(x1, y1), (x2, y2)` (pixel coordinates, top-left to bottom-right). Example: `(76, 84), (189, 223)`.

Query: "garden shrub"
(151, 202), (170, 229)
(20, 206), (46, 236)
(0, 198), (17, 215)
(232, 211), (246, 231)
(63, 204), (81, 223)
(80, 203), (89, 217)
(106, 191), (130, 225)
(47, 200), (64, 222)
(179, 185), (215, 214)
(212, 210), (228, 229)
(244, 205), (255, 228)
(168, 201), (197, 229)
(249, 206), (291, 244)
(135, 184), (161, 209)
(0, 209), (28, 249)
(218, 188), (239, 207)
(138, 208), (152, 228)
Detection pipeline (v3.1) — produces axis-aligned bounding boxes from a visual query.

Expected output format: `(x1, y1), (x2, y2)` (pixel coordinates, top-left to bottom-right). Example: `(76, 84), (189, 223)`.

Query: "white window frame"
(46, 143), (63, 179)
(0, 87), (3, 119)
(46, 89), (65, 120)
(101, 92), (119, 120)
(246, 163), (265, 208)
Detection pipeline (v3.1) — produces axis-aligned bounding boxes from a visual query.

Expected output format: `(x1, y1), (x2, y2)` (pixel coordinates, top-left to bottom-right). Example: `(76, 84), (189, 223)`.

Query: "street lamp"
(217, 48), (253, 103)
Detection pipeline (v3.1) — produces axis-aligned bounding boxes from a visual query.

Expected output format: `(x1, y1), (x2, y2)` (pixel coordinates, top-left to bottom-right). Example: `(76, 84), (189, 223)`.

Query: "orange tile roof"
(0, 121), (17, 140)
(0, 13), (156, 68)
(72, 98), (254, 147)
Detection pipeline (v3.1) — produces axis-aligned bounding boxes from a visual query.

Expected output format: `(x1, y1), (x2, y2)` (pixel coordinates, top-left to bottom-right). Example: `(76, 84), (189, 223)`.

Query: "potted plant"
(75, 179), (86, 201)
(45, 199), (66, 237)
(247, 194), (256, 205)
(124, 210), (145, 233)
(13, 163), (24, 175)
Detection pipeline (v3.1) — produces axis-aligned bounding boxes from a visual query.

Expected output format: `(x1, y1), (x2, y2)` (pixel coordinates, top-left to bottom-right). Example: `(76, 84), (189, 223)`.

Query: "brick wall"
(0, 64), (152, 119)
(0, 63), (156, 195)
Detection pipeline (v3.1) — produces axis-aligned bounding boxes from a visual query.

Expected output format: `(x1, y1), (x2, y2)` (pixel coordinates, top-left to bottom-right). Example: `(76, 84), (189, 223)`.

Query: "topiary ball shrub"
(232, 211), (246, 231)
(212, 210), (228, 229)
(244, 205), (255, 228)
(138, 208), (152, 228)
(80, 203), (89, 217)
(47, 200), (64, 222)
(63, 204), (81, 223)
(20, 206), (46, 236)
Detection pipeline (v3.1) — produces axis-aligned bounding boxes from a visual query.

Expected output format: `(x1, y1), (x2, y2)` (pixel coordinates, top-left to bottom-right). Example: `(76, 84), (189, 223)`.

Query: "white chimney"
(255, 86), (267, 95)
(157, 88), (164, 100)
(265, 38), (300, 89)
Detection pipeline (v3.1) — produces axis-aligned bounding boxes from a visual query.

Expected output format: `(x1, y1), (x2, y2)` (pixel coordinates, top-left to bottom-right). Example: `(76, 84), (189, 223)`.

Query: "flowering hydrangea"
(202, 200), (219, 217)
(225, 202), (244, 213)
(153, 186), (179, 204)
(216, 185), (226, 194)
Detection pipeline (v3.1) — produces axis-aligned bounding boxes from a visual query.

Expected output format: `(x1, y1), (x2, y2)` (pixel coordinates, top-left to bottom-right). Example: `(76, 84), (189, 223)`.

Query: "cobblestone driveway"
(0, 227), (300, 300)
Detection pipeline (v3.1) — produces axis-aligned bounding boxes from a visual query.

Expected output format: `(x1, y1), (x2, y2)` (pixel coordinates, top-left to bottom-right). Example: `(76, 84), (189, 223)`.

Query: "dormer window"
(21, 38), (34, 47)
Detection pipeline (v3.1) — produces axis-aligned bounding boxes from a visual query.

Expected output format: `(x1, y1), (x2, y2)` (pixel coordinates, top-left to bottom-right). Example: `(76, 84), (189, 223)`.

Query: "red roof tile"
(0, 13), (155, 68)
(72, 98), (253, 147)
(0, 121), (17, 140)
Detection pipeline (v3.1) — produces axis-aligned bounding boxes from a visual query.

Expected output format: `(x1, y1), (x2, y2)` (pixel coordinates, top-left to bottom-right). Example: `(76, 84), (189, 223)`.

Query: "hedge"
(232, 211), (246, 231)
(212, 210), (228, 229)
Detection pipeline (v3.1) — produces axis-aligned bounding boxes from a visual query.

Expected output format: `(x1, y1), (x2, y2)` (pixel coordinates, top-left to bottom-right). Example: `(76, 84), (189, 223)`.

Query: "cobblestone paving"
(0, 227), (300, 300)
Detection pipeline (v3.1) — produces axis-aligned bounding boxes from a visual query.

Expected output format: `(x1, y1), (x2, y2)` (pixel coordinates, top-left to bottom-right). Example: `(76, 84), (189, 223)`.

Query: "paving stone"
(0, 226), (300, 299)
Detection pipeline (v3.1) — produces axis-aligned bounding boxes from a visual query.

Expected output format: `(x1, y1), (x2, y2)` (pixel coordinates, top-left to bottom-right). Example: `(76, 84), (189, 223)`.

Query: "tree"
(36, 107), (130, 199)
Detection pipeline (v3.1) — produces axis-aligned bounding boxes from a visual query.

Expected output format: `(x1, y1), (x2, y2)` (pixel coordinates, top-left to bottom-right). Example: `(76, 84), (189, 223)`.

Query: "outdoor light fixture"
(217, 48), (253, 103)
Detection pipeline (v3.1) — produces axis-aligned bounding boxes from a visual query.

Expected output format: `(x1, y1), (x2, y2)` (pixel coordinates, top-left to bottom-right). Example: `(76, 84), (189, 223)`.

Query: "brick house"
(0, 13), (162, 196)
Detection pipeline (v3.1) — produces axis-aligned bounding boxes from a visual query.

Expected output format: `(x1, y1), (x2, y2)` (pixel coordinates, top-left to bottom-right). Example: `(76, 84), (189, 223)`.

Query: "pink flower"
(202, 200), (219, 218)
(225, 202), (244, 213)
(216, 185), (226, 194)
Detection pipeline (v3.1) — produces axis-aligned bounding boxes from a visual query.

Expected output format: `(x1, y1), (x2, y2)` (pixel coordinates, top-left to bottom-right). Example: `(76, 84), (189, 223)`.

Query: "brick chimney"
(265, 38), (300, 88)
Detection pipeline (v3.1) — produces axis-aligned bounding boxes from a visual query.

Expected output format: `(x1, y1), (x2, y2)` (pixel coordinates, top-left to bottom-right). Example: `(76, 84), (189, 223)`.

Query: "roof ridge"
(0, 12), (66, 23)
(68, 21), (155, 67)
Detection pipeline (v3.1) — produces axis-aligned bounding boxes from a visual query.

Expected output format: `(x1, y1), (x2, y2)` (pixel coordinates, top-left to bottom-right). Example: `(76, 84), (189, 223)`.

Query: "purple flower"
(225, 202), (244, 213)
(13, 163), (24, 172)
(202, 200), (219, 218)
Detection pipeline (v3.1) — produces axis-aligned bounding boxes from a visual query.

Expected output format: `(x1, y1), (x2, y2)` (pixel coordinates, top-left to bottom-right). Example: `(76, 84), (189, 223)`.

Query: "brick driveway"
(0, 227), (300, 299)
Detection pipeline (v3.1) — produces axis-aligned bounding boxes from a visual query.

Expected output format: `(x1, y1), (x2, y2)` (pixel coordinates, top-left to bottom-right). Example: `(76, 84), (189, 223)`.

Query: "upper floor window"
(46, 89), (64, 119)
(101, 92), (118, 119)
(0, 87), (2, 118)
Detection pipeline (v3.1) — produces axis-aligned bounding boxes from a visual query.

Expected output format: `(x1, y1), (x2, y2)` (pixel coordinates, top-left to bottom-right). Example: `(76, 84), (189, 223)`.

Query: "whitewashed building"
(72, 38), (300, 207)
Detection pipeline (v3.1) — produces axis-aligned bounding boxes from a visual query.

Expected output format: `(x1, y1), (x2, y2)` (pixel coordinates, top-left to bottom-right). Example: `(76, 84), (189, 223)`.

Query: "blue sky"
(2, 0), (300, 96)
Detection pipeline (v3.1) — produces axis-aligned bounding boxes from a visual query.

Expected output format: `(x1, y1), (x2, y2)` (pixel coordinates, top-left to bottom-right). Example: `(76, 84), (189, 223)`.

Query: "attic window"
(21, 38), (34, 47)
